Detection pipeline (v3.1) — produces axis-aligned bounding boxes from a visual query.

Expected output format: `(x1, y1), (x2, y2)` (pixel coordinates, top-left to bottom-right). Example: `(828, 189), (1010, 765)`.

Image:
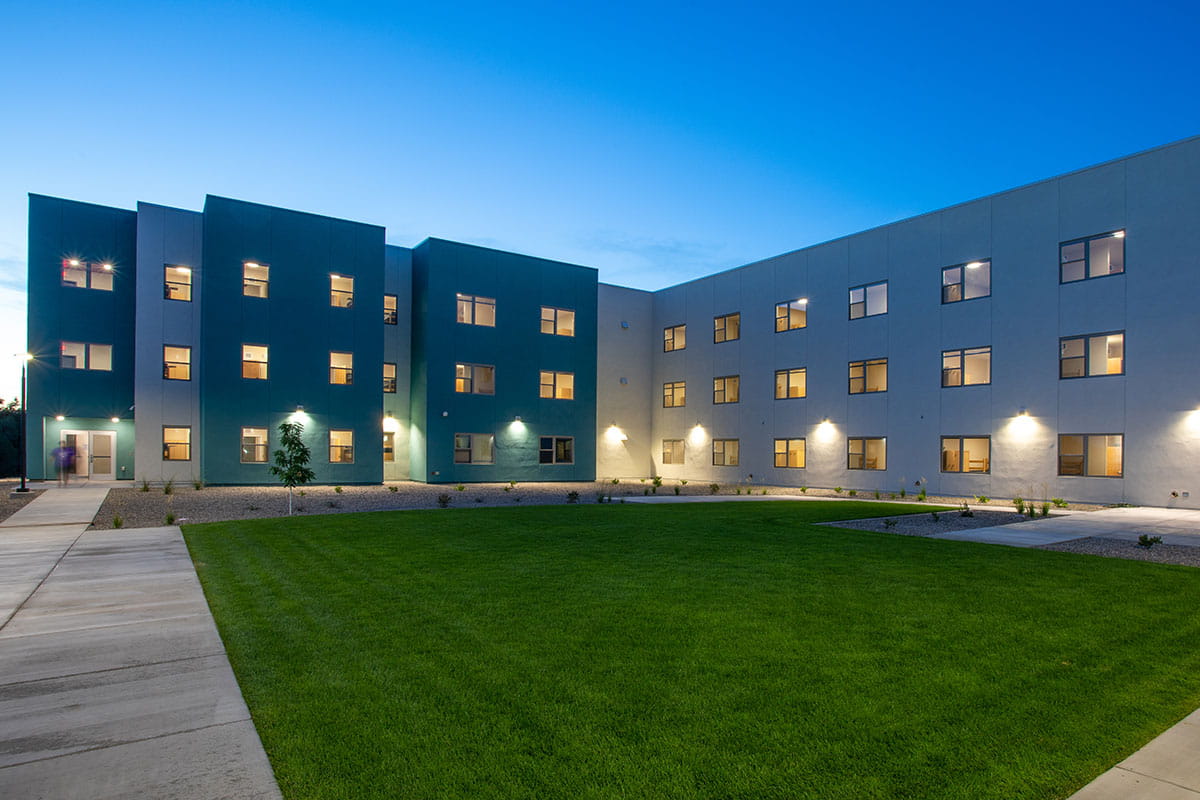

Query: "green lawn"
(183, 502), (1200, 800)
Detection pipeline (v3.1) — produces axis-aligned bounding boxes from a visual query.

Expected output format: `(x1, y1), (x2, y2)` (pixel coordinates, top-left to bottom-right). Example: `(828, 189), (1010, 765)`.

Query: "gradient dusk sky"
(2, 1), (1198, 399)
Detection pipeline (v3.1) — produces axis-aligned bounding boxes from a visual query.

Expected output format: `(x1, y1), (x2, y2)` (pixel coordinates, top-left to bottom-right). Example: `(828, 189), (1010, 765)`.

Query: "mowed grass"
(183, 502), (1200, 800)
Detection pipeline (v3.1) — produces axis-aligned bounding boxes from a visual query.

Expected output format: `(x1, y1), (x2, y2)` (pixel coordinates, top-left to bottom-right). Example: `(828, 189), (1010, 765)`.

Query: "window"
(848, 359), (887, 394)
(712, 439), (739, 466)
(455, 363), (496, 395)
(454, 433), (495, 464)
(539, 370), (574, 400)
(241, 344), (268, 380)
(456, 293), (496, 326)
(714, 313), (740, 343)
(942, 260), (991, 303)
(1061, 231), (1125, 283)
(849, 281), (887, 319)
(383, 362), (397, 393)
(539, 436), (574, 464)
(164, 265), (192, 301)
(713, 375), (740, 404)
(941, 437), (990, 473)
(163, 345), (191, 381)
(775, 368), (807, 399)
(942, 347), (991, 387)
(775, 299), (808, 331)
(162, 427), (191, 461)
(1060, 332), (1124, 378)
(662, 439), (685, 465)
(243, 262), (269, 298)
(61, 259), (114, 291)
(384, 294), (398, 325)
(774, 438), (806, 468)
(1059, 434), (1123, 477)
(383, 432), (395, 462)
(540, 306), (575, 336)
(663, 381), (686, 408)
(60, 342), (112, 371)
(330, 352), (354, 385)
(848, 437), (886, 470)
(329, 430), (354, 463)
(240, 427), (268, 463)
(330, 274), (354, 308)
(663, 324), (686, 352)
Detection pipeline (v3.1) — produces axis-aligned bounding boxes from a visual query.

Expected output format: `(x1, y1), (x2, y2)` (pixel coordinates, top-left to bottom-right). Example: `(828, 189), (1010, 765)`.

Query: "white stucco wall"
(596, 283), (653, 479)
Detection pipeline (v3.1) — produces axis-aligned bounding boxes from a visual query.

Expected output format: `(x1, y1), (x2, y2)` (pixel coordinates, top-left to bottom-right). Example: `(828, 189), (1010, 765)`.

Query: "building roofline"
(28, 193), (137, 215)
(203, 194), (387, 232)
(414, 236), (600, 274)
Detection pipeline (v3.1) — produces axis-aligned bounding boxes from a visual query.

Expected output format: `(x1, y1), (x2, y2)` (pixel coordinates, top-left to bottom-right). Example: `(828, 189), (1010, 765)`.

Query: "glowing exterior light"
(68, 259), (81, 266)
(604, 424), (628, 443)
(816, 418), (837, 443)
(23, 353), (32, 361)
(1113, 230), (1126, 238)
(101, 263), (113, 271)
(296, 405), (304, 412)
(382, 415), (400, 433)
(55, 415), (65, 421)
(245, 262), (260, 269)
(688, 423), (707, 446)
(1009, 409), (1037, 440)
(965, 261), (983, 269)
(111, 416), (120, 423)
(797, 297), (808, 305)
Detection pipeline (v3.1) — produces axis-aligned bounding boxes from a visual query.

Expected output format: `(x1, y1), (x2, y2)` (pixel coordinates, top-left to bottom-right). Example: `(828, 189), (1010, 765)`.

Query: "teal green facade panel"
(25, 195), (137, 480)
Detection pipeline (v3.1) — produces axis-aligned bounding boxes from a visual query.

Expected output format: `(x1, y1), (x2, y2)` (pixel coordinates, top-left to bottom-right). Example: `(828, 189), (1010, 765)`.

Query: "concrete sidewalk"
(931, 506), (1200, 549)
(0, 490), (281, 798)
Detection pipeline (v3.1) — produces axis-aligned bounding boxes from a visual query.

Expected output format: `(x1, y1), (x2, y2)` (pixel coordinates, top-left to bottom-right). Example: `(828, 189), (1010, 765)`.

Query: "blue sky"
(2, 0), (1198, 399)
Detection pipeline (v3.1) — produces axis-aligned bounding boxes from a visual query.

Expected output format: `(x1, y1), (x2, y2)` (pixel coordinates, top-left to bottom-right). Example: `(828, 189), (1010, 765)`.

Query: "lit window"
(849, 281), (887, 319)
(384, 362), (397, 393)
(241, 344), (268, 380)
(1058, 434), (1123, 477)
(774, 438), (806, 468)
(848, 359), (887, 394)
(1060, 332), (1124, 378)
(942, 260), (991, 303)
(329, 429), (354, 463)
(330, 352), (354, 385)
(164, 265), (192, 301)
(775, 299), (808, 331)
(663, 381), (686, 408)
(662, 439), (685, 465)
(540, 306), (575, 336)
(383, 432), (395, 462)
(240, 427), (268, 463)
(942, 347), (991, 387)
(384, 294), (398, 325)
(454, 433), (495, 464)
(539, 436), (574, 464)
(163, 345), (191, 381)
(712, 439), (739, 466)
(1061, 232), (1125, 283)
(663, 324), (686, 352)
(713, 375), (740, 404)
(714, 313), (740, 343)
(61, 259), (114, 291)
(330, 274), (354, 308)
(775, 368), (807, 399)
(455, 363), (495, 395)
(539, 370), (574, 400)
(59, 341), (112, 371)
(243, 262), (269, 298)
(941, 437), (990, 473)
(848, 437), (886, 470)
(456, 293), (496, 326)
(162, 427), (191, 461)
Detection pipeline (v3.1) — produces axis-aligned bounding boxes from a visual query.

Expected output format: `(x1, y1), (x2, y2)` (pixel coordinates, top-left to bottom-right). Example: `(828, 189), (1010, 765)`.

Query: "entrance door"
(63, 431), (88, 478)
(88, 431), (116, 480)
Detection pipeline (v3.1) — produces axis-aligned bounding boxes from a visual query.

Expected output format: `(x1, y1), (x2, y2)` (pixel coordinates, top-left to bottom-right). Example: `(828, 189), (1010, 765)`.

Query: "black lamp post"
(16, 354), (31, 493)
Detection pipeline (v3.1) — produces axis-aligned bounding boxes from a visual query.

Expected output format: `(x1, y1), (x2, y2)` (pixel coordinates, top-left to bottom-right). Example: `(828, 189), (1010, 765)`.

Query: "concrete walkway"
(0, 489), (281, 799)
(931, 506), (1200, 549)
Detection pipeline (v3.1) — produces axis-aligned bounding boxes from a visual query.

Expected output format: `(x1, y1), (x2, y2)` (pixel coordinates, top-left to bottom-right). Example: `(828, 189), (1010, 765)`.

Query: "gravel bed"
(0, 482), (45, 523)
(1038, 537), (1200, 567)
(824, 509), (1035, 537)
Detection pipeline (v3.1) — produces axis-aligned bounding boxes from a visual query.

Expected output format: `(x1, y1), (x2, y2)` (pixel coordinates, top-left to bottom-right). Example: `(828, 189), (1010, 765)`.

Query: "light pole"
(15, 353), (31, 493)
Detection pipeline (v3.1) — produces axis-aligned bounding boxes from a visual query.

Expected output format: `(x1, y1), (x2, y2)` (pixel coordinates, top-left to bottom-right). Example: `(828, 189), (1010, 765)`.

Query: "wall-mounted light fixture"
(295, 405), (304, 412)
(101, 263), (113, 271)
(110, 416), (119, 423)
(1113, 230), (1126, 238)
(55, 414), (65, 421)
(965, 261), (984, 270)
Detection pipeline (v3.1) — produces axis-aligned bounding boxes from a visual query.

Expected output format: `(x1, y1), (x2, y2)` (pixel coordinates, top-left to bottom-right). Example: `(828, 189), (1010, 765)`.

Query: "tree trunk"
(288, 487), (293, 516)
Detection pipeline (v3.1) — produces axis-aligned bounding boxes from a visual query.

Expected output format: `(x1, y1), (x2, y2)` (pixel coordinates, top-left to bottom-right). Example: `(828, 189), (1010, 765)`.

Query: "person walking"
(51, 440), (71, 486)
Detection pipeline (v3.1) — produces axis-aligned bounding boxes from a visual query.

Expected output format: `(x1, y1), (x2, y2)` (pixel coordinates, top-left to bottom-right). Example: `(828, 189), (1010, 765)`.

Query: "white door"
(88, 431), (116, 480)
(63, 431), (89, 477)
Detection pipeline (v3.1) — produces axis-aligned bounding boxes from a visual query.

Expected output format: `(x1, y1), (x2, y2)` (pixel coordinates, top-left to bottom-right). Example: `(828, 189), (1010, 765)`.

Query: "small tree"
(270, 421), (315, 515)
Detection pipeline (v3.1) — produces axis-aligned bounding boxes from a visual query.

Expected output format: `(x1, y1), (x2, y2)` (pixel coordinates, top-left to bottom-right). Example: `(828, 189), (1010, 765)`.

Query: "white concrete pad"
(0, 488), (110, 528)
(1071, 767), (1200, 799)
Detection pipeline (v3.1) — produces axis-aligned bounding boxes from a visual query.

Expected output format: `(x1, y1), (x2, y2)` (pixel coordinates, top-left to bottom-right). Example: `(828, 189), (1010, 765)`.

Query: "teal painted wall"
(25, 195), (137, 480)
(40, 417), (135, 480)
(410, 239), (598, 483)
(199, 196), (386, 484)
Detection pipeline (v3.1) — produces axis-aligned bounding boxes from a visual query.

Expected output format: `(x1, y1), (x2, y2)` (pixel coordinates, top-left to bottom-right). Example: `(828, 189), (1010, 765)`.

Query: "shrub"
(847, 489), (857, 497)
(644, 488), (650, 495)
(474, 497), (483, 503)
(652, 476), (663, 489)
(192, 480), (203, 491)
(959, 502), (974, 518)
(112, 514), (123, 529)
(509, 480), (518, 488)
(334, 486), (343, 494)
(165, 511), (176, 525)
(883, 518), (897, 529)
(1052, 497), (1068, 508)
(503, 486), (512, 492)
(762, 490), (768, 495)
(611, 478), (620, 485)
(899, 487), (907, 498)
(1041, 502), (1051, 517)
(597, 491), (607, 504)
(680, 479), (688, 486)
(673, 486), (680, 495)
(735, 488), (742, 495)
(140, 479), (150, 492)
(977, 495), (990, 504)
(800, 486), (807, 493)
(567, 491), (579, 503)
(1026, 504), (1036, 519)
(388, 485), (398, 493)
(931, 511), (939, 521)
(709, 483), (720, 495)
(1013, 497), (1025, 514)
(436, 494), (451, 508)
(163, 479), (174, 496)
(917, 488), (927, 502)
(455, 484), (465, 492)
(874, 490), (881, 500)
(834, 487), (843, 494)
(1138, 534), (1163, 549)
(889, 493), (896, 500)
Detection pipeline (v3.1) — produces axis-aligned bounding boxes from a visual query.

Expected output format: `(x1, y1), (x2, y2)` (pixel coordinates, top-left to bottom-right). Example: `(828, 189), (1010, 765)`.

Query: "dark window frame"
(774, 299), (808, 332)
(774, 367), (807, 400)
(539, 435), (574, 465)
(383, 362), (397, 394)
(663, 324), (686, 352)
(163, 344), (192, 381)
(847, 437), (886, 470)
(662, 439), (685, 465)
(328, 429), (355, 464)
(164, 264), (193, 301)
(849, 281), (887, 320)
(1060, 231), (1125, 284)
(941, 259), (991, 304)
(240, 426), (269, 464)
(940, 435), (991, 474)
(162, 425), (191, 461)
(1059, 331), (1125, 379)
(712, 438), (740, 466)
(713, 313), (741, 343)
(942, 346), (992, 388)
(663, 380), (686, 408)
(384, 294), (398, 325)
(848, 358), (888, 394)
(713, 375), (740, 404)
(1058, 433), (1124, 478)
(242, 261), (269, 298)
(773, 438), (806, 469)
